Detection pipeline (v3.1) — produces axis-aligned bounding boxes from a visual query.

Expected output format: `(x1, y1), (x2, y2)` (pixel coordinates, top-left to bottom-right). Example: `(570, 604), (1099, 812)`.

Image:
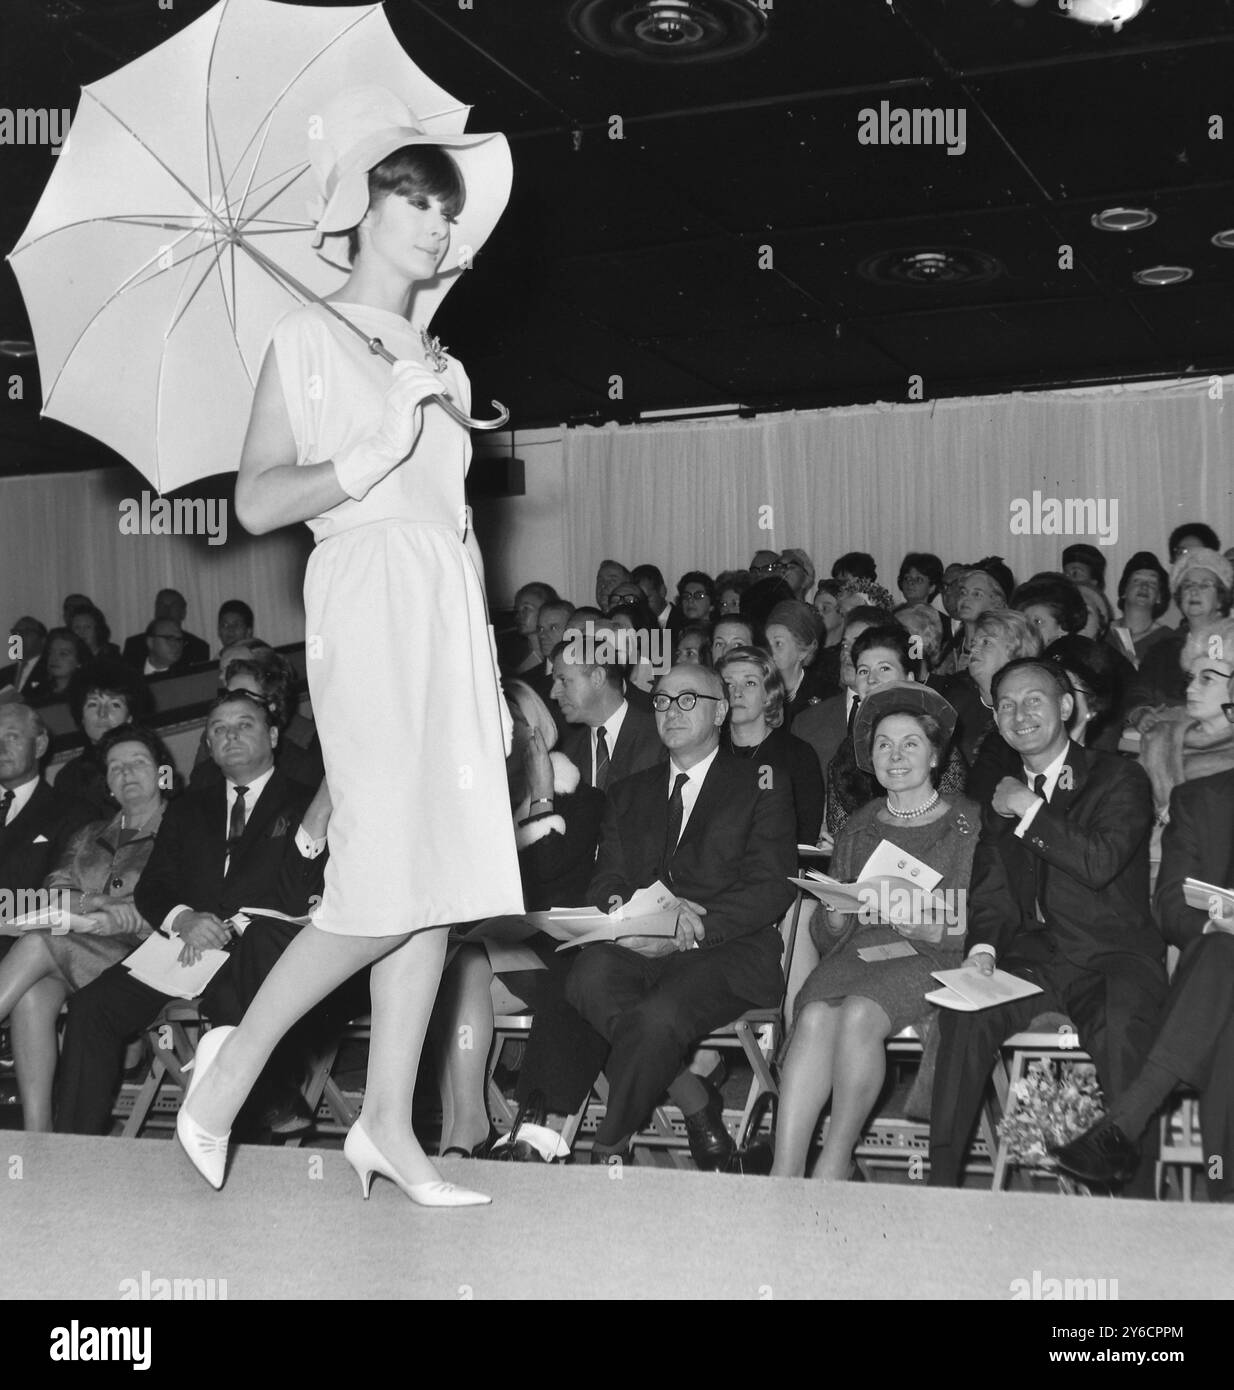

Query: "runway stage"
(4, 1133), (1231, 1300)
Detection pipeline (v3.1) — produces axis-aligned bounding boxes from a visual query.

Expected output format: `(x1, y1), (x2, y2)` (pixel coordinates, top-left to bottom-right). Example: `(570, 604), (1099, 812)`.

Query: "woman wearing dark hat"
(1108, 552), (1173, 667)
(1011, 573), (1089, 649)
(771, 682), (979, 1181)
(763, 598), (839, 728)
(1126, 548), (1234, 726)
(176, 86), (520, 1206)
(51, 660), (154, 822)
(1062, 543), (1107, 592)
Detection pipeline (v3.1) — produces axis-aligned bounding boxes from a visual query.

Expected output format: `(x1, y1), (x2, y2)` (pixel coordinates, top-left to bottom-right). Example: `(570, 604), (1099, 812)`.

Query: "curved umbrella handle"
(364, 334), (508, 430)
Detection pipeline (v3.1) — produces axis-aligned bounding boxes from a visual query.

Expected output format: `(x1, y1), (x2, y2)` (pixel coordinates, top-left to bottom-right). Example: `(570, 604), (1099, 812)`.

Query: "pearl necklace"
(885, 790), (940, 820)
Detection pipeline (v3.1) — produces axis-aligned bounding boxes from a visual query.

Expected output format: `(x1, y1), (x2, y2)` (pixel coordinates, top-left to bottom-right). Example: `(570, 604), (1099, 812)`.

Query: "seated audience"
(717, 645), (824, 844)
(793, 606), (895, 788)
(551, 638), (664, 789)
(1137, 618), (1234, 834)
(62, 594), (94, 628)
(55, 691), (333, 1137)
(748, 550), (781, 581)
(0, 704), (96, 942)
(131, 619), (192, 678)
(778, 549), (815, 602)
(897, 552), (945, 609)
(832, 552), (877, 585)
(678, 572), (716, 625)
(27, 629), (91, 707)
(941, 610), (1043, 770)
(503, 581), (558, 676)
(595, 560), (631, 613)
(837, 577), (896, 618)
(632, 565), (682, 644)
(939, 557), (1014, 677)
(740, 575), (796, 640)
(812, 579), (846, 690)
(52, 661), (155, 822)
(122, 589), (210, 669)
(607, 597), (662, 695)
(1126, 549), (1233, 725)
(764, 599), (837, 728)
(68, 605), (120, 662)
(1012, 573), (1088, 648)
(1062, 543), (1107, 592)
(1053, 735), (1234, 1199)
(1168, 523), (1221, 563)
(1045, 634), (1131, 756)
(502, 664), (796, 1167)
(217, 600), (255, 653)
(771, 684), (977, 1180)
(0, 618), (48, 701)
(711, 616), (755, 664)
(432, 681), (605, 1157)
(825, 624), (967, 839)
(1109, 552), (1173, 667)
(1077, 581), (1115, 644)
(527, 598), (574, 715)
(714, 570), (751, 618)
(674, 625), (713, 666)
(0, 725), (173, 1129)
(895, 602), (945, 680)
(191, 649), (323, 792)
(927, 659), (1167, 1190)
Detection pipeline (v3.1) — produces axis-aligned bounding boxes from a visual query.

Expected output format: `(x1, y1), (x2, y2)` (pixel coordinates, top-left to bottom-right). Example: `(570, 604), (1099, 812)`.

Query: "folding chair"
(300, 1014), (371, 1136)
(112, 1001), (207, 1137)
(1156, 1091), (1204, 1201)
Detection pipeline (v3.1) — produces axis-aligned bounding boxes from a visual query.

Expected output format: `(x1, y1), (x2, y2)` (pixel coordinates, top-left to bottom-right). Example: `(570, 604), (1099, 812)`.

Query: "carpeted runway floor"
(5, 1134), (1233, 1299)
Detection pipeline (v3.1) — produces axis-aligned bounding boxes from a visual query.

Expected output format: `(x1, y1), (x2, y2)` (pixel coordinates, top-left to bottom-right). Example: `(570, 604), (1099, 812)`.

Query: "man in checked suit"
(928, 657), (1167, 1188)
(563, 663), (796, 1162)
(551, 634), (664, 790)
(55, 690), (334, 1135)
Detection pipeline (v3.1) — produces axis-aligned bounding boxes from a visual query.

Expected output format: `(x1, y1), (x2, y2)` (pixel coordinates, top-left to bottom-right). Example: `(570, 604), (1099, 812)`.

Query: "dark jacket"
(1155, 768), (1234, 952)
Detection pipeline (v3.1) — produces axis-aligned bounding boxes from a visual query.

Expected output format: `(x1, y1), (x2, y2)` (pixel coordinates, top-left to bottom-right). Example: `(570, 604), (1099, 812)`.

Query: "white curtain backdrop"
(0, 469), (312, 649)
(562, 376), (1234, 602)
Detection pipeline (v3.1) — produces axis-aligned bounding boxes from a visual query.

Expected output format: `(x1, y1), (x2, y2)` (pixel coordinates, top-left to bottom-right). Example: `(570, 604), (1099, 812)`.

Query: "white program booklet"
(122, 933), (229, 1001)
(926, 966), (1043, 1013)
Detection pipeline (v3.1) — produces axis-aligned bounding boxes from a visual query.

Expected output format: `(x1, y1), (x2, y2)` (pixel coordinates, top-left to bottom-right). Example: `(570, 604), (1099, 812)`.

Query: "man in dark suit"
(793, 609), (884, 788)
(928, 657), (1167, 1188)
(0, 618), (48, 701)
(55, 690), (331, 1135)
(122, 588), (210, 669)
(632, 564), (684, 648)
(0, 704), (93, 941)
(1054, 764), (1234, 1199)
(508, 665), (796, 1166)
(552, 637), (665, 790)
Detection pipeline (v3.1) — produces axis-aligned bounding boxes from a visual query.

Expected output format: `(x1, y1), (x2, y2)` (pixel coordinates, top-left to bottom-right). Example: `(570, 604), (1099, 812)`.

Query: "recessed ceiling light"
(1065, 0), (1149, 30)
(858, 248), (1003, 289)
(1212, 230), (1234, 250)
(1091, 207), (1157, 232)
(1132, 265), (1193, 287)
(568, 0), (768, 63)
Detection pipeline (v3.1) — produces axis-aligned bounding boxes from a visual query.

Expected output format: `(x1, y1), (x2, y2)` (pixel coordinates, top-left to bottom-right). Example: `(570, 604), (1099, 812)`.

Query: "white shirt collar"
(1023, 742), (1071, 801)
(225, 763), (276, 809)
(2, 774), (40, 826)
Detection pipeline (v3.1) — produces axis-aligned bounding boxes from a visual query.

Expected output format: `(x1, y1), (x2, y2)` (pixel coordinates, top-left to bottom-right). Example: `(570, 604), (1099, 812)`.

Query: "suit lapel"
(0, 781), (51, 858)
(672, 754), (726, 861)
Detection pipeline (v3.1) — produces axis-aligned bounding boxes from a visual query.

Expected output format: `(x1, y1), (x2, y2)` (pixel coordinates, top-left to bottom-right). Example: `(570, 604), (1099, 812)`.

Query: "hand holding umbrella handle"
(364, 335), (509, 431)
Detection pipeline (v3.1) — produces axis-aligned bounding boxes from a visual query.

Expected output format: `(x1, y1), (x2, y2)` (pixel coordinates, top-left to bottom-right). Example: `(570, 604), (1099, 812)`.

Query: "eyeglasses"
(1180, 580), (1217, 595)
(680, 589), (709, 601)
(610, 592), (641, 606)
(750, 563), (778, 575)
(651, 691), (723, 713)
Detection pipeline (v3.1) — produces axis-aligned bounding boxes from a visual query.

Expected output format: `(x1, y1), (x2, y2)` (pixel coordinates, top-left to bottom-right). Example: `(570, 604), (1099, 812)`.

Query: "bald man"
(510, 665), (797, 1166)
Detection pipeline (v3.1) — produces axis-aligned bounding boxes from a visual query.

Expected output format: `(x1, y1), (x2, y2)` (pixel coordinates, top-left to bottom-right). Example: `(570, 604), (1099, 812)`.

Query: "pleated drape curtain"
(562, 376), (1234, 601)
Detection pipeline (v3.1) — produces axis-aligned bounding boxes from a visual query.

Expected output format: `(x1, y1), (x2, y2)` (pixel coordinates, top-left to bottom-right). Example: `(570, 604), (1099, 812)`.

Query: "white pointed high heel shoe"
(175, 1024), (236, 1190)
(344, 1118), (491, 1207)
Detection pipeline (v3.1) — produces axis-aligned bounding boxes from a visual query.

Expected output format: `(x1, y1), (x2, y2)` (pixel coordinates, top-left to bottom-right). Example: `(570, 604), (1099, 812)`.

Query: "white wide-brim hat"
(308, 85), (512, 277)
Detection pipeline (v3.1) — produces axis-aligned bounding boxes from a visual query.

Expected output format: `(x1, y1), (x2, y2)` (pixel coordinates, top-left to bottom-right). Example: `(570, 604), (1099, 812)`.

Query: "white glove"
(333, 360), (444, 500)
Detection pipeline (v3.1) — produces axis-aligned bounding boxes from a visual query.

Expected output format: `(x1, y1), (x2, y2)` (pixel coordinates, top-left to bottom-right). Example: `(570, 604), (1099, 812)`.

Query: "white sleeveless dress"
(268, 301), (523, 934)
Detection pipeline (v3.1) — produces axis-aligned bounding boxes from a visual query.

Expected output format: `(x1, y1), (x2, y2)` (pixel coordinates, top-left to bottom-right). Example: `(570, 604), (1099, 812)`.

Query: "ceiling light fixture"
(1090, 206), (1157, 232)
(1211, 230), (1234, 250)
(1064, 0), (1149, 31)
(568, 0), (769, 63)
(858, 248), (1003, 289)
(1132, 265), (1192, 287)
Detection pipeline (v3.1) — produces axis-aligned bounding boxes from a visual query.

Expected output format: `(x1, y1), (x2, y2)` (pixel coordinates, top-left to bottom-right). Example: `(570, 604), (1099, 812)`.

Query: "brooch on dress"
(955, 814), (972, 835)
(420, 329), (449, 374)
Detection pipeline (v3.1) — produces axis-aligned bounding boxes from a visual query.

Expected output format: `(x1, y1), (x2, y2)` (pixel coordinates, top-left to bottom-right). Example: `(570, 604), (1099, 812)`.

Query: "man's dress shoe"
(1049, 1118), (1139, 1185)
(682, 1080), (735, 1171)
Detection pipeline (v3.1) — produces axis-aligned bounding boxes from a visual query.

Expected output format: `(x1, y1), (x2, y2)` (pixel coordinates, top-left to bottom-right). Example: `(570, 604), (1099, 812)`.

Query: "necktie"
(663, 772), (690, 874)
(1031, 773), (1047, 921)
(0, 788), (12, 827)
(228, 784), (249, 849)
(846, 695), (860, 736)
(594, 726), (610, 791)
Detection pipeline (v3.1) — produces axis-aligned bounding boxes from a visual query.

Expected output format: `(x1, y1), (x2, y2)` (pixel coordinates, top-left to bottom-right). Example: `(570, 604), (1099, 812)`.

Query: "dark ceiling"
(3, 0), (1234, 479)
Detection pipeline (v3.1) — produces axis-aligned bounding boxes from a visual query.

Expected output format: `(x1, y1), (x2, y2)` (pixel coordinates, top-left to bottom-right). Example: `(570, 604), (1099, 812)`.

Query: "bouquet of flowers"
(997, 1059), (1106, 1169)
